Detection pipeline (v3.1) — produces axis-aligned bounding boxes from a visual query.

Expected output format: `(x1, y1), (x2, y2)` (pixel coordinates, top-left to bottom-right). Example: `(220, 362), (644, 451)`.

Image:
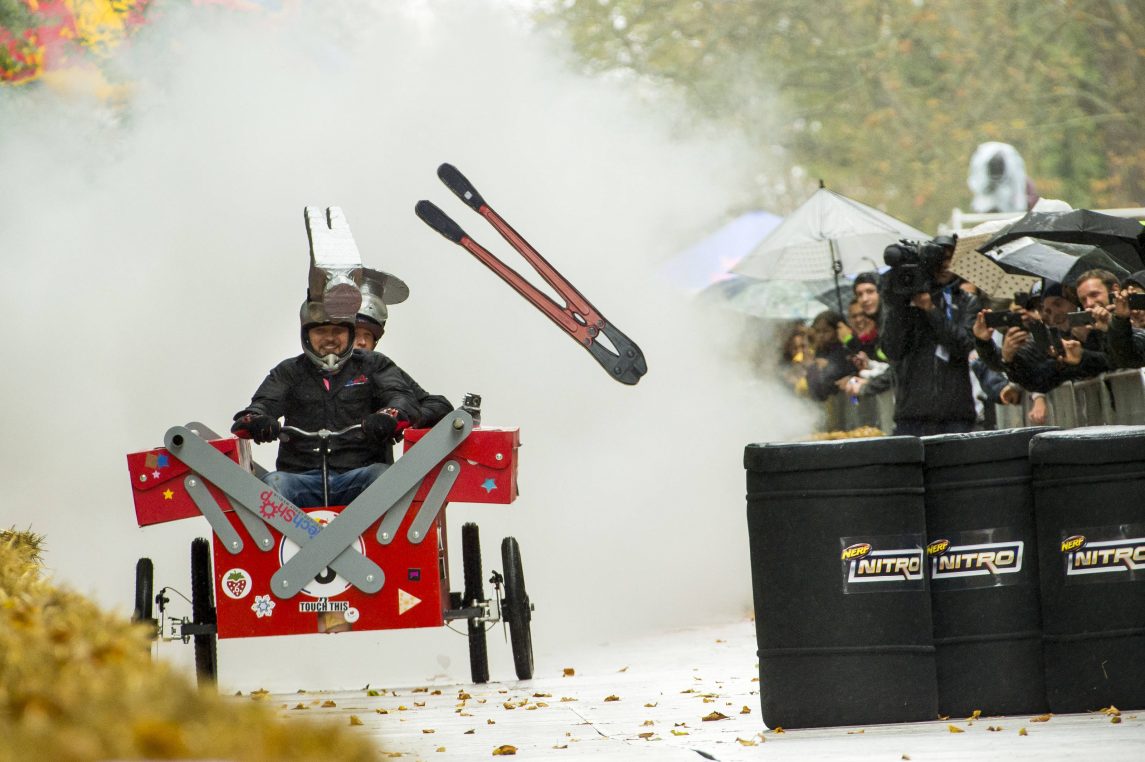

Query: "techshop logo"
(928, 539), (1024, 581)
(1063, 532), (1145, 578)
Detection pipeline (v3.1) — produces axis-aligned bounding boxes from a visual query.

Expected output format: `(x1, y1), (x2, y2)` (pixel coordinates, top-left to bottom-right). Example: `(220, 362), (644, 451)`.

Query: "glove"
(362, 408), (409, 445)
(231, 413), (281, 444)
(362, 412), (398, 444)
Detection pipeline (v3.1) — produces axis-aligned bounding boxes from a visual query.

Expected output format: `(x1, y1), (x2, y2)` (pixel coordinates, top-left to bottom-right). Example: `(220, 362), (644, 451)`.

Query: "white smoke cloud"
(0, 0), (813, 690)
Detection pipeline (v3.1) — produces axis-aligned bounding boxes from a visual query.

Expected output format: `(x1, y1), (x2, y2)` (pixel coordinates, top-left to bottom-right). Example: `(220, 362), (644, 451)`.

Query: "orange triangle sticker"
(398, 588), (422, 615)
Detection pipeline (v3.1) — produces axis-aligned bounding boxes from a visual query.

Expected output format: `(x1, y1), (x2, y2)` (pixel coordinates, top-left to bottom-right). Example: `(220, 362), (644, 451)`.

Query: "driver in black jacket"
(230, 299), (420, 507)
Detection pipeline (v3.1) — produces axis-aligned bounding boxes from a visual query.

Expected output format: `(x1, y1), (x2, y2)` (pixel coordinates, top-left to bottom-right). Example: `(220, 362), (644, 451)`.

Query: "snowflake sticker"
(251, 594), (275, 618)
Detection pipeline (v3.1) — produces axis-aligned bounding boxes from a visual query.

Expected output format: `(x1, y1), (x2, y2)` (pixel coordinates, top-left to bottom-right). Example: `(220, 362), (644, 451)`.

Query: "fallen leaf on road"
(740, 706), (751, 714)
(322, 700), (337, 708)
(1019, 728), (1028, 736)
(1030, 714), (1052, 723)
(671, 729), (689, 736)
(492, 745), (517, 756)
(563, 668), (575, 677)
(638, 732), (654, 739)
(948, 725), (964, 733)
(349, 716), (363, 726)
(604, 695), (620, 702)
(702, 712), (730, 722)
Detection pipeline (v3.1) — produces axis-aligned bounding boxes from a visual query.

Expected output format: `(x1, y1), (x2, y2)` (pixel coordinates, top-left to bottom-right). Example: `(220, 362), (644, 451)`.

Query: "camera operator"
(879, 235), (980, 435)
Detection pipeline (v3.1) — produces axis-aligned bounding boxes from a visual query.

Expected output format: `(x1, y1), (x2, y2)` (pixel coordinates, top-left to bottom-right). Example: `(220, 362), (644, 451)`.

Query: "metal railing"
(993, 369), (1145, 429)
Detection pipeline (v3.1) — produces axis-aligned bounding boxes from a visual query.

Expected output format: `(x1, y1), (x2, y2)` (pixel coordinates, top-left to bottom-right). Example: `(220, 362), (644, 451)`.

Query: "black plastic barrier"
(922, 428), (1053, 717)
(1030, 426), (1145, 713)
(745, 436), (938, 728)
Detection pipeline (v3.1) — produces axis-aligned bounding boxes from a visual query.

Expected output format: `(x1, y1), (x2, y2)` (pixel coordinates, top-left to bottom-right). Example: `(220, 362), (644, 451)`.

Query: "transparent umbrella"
(696, 276), (834, 321)
(733, 184), (928, 310)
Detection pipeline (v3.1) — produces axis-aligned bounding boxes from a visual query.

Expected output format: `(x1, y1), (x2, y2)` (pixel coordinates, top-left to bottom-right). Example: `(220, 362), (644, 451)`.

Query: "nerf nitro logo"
(842, 543), (923, 583)
(928, 539), (1024, 580)
(1063, 533), (1145, 577)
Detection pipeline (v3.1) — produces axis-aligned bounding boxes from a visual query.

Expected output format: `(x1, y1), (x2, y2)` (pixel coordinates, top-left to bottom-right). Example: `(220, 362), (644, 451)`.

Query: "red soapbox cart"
(126, 407), (532, 687)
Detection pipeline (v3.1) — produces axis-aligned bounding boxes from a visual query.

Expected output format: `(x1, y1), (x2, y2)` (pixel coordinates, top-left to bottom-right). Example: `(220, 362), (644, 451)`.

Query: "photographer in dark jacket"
(879, 235), (981, 436)
(231, 299), (420, 507)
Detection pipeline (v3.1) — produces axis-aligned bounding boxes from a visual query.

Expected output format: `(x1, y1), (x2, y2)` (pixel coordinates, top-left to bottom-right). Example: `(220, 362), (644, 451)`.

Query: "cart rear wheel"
(500, 536), (533, 680)
(462, 523), (489, 684)
(190, 537), (218, 686)
(133, 557), (154, 626)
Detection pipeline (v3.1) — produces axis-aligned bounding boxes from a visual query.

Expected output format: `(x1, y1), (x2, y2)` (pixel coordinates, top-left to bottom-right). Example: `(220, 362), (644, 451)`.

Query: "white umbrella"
(733, 184), (929, 283)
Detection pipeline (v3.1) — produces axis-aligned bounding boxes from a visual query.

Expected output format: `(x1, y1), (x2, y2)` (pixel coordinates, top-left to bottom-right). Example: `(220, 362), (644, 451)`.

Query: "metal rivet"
(366, 574), (375, 583)
(230, 540), (239, 549)
(412, 531), (421, 539)
(495, 453), (503, 461)
(381, 532), (390, 541)
(281, 579), (288, 588)
(447, 464), (456, 472)
(452, 418), (464, 430)
(188, 478), (196, 487)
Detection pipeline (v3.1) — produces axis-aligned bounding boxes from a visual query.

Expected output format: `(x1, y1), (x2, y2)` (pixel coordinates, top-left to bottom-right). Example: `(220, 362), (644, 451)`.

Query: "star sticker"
(481, 478), (497, 494)
(162, 489), (174, 500)
(152, 470), (161, 479)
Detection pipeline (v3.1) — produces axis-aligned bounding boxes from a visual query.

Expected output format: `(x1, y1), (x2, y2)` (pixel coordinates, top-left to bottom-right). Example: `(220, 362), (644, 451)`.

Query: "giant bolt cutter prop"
(415, 164), (648, 385)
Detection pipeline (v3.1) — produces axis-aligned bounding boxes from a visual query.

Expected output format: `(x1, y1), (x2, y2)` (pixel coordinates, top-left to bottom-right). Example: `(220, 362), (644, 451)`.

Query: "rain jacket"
(879, 279), (980, 425)
(236, 349), (421, 473)
(1106, 315), (1145, 369)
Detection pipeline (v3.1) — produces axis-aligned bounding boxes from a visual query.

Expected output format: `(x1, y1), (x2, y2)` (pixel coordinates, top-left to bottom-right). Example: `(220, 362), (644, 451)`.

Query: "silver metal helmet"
(356, 268), (410, 342)
(299, 299), (356, 373)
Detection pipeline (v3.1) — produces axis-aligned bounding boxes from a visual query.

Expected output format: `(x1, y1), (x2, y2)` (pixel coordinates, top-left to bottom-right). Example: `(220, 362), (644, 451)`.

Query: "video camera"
(882, 236), (954, 297)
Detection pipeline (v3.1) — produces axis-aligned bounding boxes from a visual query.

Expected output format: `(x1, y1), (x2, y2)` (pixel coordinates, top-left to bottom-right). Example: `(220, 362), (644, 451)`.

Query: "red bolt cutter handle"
(415, 164), (647, 385)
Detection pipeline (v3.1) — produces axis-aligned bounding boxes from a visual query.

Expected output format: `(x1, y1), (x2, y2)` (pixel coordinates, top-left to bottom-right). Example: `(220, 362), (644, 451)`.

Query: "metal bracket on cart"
(163, 409), (475, 598)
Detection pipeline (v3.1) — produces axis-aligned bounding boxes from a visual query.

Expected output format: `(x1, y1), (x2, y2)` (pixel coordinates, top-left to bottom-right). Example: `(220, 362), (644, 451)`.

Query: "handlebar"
(279, 424), (362, 443)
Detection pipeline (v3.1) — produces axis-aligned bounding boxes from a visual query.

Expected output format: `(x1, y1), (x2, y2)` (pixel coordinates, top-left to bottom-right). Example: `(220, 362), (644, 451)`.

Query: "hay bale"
(0, 530), (380, 761)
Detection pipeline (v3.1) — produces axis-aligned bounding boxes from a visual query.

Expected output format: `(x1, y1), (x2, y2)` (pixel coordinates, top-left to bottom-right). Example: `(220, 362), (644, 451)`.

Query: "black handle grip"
(437, 163), (486, 211)
(415, 200), (468, 244)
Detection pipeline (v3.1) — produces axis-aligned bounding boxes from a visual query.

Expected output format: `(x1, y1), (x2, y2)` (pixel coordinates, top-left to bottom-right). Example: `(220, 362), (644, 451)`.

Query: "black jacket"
(1107, 316), (1145, 369)
(879, 280), (980, 424)
(237, 350), (420, 473)
(975, 329), (1109, 393)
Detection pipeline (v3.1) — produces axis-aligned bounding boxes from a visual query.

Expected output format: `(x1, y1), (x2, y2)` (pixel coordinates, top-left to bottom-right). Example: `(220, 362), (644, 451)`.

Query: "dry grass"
(0, 528), (381, 761)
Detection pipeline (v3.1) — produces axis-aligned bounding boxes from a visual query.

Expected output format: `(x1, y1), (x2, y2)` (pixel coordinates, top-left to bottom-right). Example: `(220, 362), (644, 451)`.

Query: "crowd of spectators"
(777, 236), (1145, 435)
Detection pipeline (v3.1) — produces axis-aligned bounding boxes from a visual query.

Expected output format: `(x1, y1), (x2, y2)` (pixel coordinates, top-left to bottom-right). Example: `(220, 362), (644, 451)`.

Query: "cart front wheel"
(190, 537), (218, 686)
(500, 536), (533, 680)
(462, 522), (489, 684)
(133, 557), (155, 627)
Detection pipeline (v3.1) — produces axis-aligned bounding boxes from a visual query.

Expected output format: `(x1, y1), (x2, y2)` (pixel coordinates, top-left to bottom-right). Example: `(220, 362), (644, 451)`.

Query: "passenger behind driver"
(353, 268), (453, 434)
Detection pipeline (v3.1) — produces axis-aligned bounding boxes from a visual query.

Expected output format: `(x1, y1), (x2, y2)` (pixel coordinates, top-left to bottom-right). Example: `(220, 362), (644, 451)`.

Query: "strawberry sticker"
(221, 568), (252, 600)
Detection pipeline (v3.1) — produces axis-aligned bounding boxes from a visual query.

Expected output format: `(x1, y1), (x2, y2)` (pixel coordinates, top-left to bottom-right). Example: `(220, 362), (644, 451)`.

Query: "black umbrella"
(984, 237), (1129, 285)
(978, 208), (1145, 272)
